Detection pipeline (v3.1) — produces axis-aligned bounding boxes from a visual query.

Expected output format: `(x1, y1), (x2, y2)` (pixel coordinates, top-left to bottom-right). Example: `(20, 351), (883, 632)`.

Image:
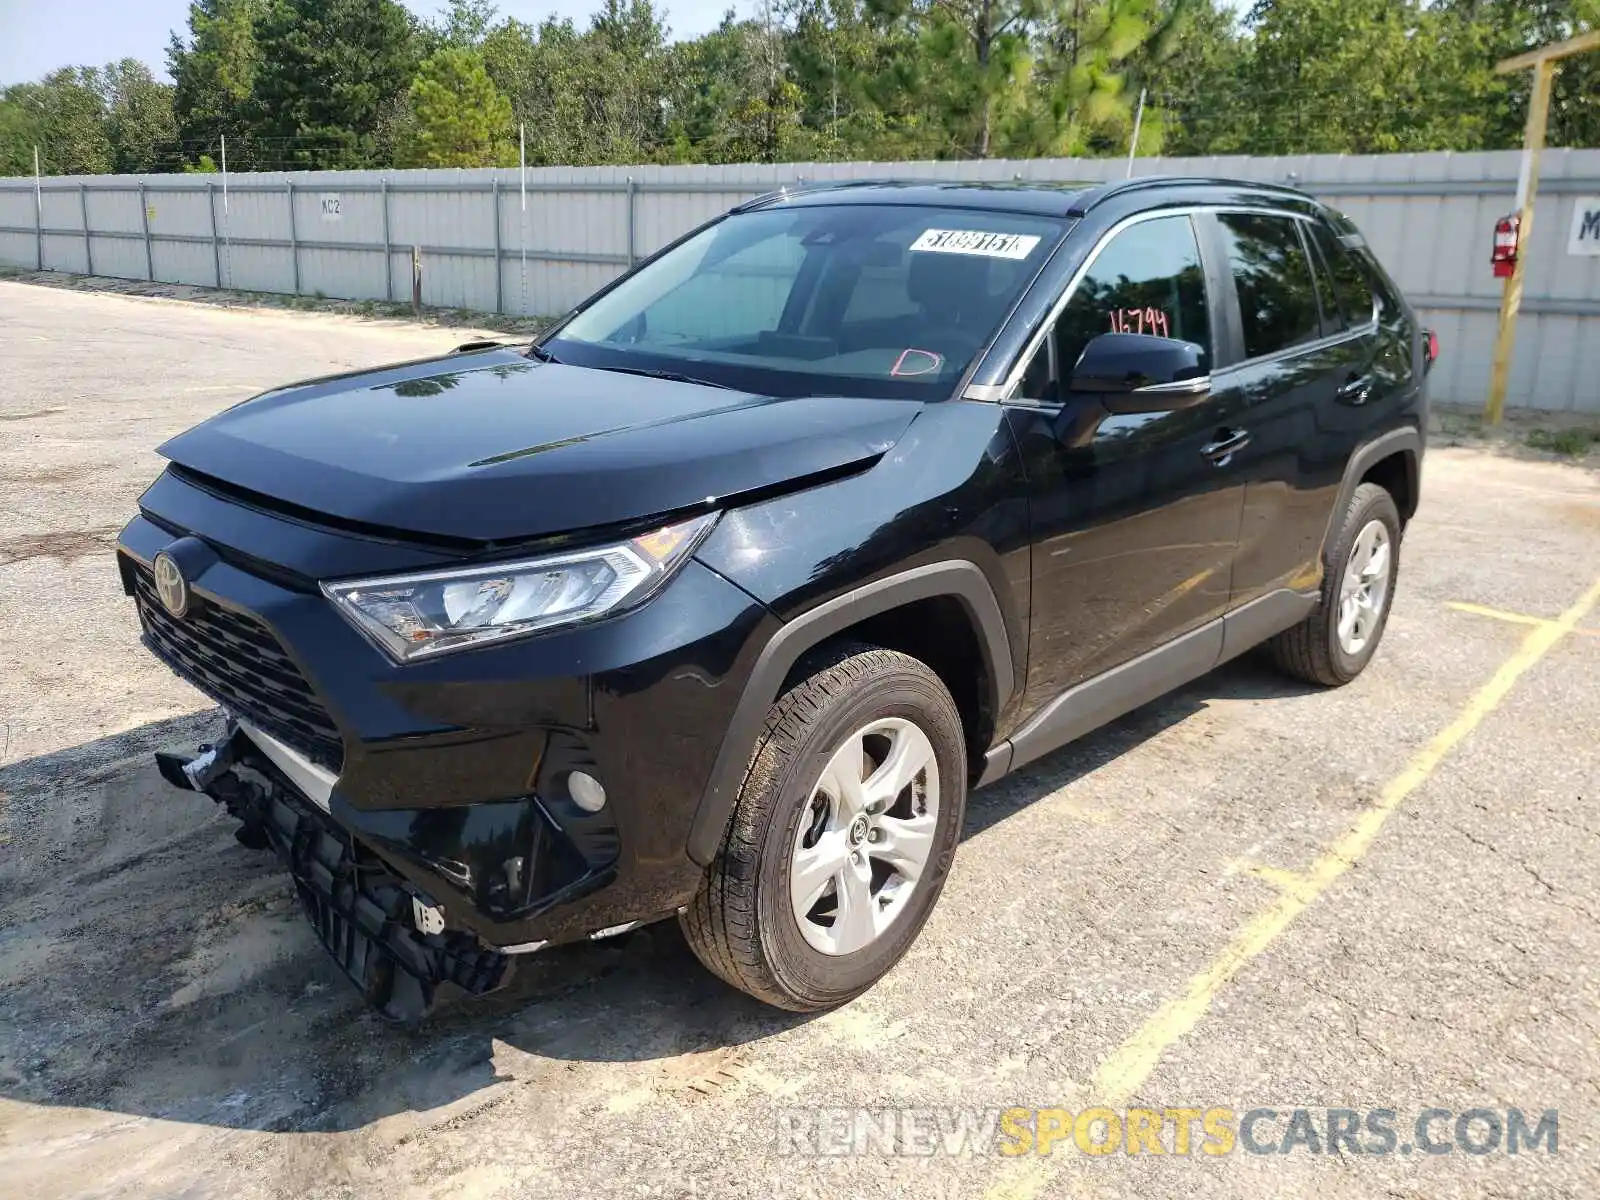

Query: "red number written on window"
(1108, 307), (1171, 338)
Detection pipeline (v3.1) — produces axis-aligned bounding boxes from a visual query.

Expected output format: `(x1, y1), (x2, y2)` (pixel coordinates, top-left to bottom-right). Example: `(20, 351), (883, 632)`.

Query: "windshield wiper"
(526, 343), (562, 364)
(591, 364), (737, 390)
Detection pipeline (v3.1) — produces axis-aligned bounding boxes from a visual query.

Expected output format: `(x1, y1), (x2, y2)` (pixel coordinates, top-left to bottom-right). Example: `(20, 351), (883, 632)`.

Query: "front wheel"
(681, 644), (967, 1011)
(1268, 481), (1401, 686)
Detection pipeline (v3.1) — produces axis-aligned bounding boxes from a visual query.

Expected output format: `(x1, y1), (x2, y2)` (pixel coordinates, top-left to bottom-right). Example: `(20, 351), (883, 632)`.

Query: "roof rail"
(730, 178), (885, 213)
(1066, 174), (1310, 216)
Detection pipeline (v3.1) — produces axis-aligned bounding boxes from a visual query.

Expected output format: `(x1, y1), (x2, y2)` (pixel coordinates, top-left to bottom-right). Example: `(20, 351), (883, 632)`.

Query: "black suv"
(119, 178), (1433, 1020)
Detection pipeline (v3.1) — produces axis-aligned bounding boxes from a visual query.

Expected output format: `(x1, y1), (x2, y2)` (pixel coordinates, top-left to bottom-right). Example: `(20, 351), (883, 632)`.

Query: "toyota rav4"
(118, 177), (1433, 1020)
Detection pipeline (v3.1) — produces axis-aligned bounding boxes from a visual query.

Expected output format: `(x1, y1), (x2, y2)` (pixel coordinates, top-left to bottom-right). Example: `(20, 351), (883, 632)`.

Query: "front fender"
(685, 400), (1032, 865)
(682, 560), (1015, 866)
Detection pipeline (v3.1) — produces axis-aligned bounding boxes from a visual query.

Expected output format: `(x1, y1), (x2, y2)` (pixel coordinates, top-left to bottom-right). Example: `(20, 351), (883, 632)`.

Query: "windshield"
(547, 204), (1065, 399)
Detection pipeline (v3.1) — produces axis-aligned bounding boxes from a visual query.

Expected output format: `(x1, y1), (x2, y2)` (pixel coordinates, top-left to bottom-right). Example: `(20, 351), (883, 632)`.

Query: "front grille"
(130, 559), (345, 771)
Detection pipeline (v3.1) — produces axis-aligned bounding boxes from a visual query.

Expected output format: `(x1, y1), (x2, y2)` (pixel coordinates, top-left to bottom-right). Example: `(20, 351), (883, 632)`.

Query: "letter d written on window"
(1568, 198), (1600, 256)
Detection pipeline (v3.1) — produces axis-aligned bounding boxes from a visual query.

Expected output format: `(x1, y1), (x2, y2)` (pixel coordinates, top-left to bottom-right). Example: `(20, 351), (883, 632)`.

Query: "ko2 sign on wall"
(1569, 197), (1600, 256)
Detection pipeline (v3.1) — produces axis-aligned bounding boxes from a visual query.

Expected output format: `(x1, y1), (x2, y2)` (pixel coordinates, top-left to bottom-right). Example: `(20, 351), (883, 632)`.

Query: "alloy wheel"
(1337, 519), (1392, 656)
(788, 717), (940, 956)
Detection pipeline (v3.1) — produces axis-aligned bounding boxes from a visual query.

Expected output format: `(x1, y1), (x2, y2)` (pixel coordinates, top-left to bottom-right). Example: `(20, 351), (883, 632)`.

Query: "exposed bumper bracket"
(152, 729), (512, 1021)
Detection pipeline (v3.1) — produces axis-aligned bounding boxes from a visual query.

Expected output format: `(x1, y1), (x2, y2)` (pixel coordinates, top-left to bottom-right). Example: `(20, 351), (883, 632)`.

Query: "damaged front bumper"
(161, 722), (513, 1021)
(119, 494), (773, 1020)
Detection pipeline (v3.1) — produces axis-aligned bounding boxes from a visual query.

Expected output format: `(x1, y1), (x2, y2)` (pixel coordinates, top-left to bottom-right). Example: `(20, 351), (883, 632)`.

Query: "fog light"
(568, 770), (606, 813)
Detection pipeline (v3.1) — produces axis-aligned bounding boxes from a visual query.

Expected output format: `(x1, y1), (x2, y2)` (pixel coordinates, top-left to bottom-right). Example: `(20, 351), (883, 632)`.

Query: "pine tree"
(168, 0), (263, 166)
(401, 48), (515, 167)
(247, 0), (422, 169)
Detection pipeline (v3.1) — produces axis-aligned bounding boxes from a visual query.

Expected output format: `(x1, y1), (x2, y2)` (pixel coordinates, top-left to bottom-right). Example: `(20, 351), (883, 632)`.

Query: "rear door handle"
(1336, 374), (1375, 404)
(1201, 428), (1251, 464)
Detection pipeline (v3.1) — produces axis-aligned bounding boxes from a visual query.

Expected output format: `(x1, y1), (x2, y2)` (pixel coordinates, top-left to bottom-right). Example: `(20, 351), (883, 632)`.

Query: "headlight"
(322, 512), (717, 662)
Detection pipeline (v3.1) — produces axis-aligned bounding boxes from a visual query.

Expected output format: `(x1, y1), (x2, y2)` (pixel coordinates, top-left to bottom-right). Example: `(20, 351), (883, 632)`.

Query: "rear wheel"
(1268, 481), (1401, 686)
(681, 644), (966, 1010)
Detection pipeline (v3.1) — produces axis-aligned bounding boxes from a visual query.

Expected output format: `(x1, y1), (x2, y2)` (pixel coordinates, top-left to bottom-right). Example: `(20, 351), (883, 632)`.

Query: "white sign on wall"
(1570, 197), (1600, 256)
(319, 193), (342, 222)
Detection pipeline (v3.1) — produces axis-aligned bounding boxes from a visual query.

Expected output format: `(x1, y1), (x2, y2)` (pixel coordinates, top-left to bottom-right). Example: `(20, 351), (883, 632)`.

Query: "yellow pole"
(1484, 57), (1554, 427)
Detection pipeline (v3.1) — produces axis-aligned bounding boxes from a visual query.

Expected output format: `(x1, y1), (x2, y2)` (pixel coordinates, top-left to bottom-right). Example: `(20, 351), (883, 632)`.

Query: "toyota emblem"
(153, 552), (190, 618)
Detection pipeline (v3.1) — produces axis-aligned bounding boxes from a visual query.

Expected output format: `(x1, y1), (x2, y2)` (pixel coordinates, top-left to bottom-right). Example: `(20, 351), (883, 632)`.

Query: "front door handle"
(1201, 428), (1251, 465)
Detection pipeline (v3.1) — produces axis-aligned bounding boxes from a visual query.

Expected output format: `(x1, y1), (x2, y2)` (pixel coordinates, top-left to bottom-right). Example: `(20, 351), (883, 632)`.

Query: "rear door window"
(1217, 213), (1322, 359)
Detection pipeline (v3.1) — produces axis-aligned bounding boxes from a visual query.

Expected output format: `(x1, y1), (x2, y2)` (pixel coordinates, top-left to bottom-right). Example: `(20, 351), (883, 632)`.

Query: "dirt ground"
(1, 280), (1597, 1200)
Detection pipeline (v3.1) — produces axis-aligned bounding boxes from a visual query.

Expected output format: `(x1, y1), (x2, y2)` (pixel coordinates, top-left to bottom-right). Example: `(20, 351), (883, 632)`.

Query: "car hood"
(158, 349), (921, 544)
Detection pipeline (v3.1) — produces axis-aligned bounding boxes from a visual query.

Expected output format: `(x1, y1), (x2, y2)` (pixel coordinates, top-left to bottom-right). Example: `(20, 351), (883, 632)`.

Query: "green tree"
(782, 0), (926, 158)
(584, 0), (675, 159)
(101, 59), (179, 172)
(248, 0), (422, 168)
(1240, 0), (1462, 154)
(0, 92), (43, 176)
(663, 15), (807, 163)
(3, 70), (114, 174)
(859, 0), (1174, 159)
(480, 17), (576, 161)
(1429, 0), (1600, 150)
(1136, 0), (1249, 155)
(1024, 0), (1182, 156)
(440, 0), (500, 45)
(867, 0), (1039, 158)
(168, 0), (263, 166)
(482, 1), (671, 166)
(401, 47), (514, 166)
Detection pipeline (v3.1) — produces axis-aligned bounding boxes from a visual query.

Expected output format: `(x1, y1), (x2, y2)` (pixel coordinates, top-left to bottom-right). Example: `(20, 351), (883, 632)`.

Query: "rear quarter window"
(1307, 219), (1378, 327)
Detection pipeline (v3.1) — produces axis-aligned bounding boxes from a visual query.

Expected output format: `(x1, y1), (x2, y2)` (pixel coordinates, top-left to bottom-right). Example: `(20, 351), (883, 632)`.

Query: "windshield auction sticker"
(910, 229), (1042, 259)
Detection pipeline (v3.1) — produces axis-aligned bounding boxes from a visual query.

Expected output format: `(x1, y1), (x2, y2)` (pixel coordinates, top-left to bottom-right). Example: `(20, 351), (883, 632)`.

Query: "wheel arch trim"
(685, 561), (1015, 866)
(1325, 425), (1423, 552)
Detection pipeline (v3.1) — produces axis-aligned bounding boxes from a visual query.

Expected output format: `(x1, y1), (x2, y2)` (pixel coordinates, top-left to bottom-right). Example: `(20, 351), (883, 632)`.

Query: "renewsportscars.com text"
(775, 1106), (1559, 1158)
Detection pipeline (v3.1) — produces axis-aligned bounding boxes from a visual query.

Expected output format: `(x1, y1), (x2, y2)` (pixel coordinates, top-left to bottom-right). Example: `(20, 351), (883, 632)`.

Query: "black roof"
(736, 175), (1313, 219)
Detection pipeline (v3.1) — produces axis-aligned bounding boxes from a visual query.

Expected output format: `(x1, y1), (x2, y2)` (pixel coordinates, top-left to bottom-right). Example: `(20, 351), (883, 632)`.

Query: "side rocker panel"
(978, 587), (1316, 787)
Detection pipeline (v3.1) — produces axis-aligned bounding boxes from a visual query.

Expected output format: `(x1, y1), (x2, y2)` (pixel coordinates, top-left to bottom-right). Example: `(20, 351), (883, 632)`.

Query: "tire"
(1268, 481), (1402, 687)
(681, 643), (967, 1011)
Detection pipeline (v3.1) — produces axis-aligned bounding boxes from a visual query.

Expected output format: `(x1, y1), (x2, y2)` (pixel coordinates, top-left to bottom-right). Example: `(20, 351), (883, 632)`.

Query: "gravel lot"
(1, 280), (1597, 1200)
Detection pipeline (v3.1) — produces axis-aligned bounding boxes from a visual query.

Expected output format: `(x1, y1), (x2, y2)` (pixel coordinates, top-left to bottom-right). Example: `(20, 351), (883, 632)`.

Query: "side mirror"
(1068, 332), (1210, 413)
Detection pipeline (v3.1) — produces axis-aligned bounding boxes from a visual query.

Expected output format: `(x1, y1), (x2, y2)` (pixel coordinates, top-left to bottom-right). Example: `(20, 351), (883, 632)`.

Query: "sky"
(0, 0), (743, 86)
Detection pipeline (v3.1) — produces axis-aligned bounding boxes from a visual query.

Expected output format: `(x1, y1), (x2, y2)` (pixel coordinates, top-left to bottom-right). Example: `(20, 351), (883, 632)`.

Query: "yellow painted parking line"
(1237, 861), (1318, 905)
(1446, 600), (1547, 626)
(985, 575), (1600, 1200)
(1448, 599), (1600, 638)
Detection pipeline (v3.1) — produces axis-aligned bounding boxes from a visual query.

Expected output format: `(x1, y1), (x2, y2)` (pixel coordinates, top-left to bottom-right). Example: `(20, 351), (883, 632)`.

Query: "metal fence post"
(286, 179), (300, 294)
(78, 182), (92, 276)
(32, 145), (42, 271)
(207, 181), (222, 287)
(380, 178), (392, 302)
(626, 176), (636, 267)
(492, 178), (503, 313)
(137, 181), (154, 280)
